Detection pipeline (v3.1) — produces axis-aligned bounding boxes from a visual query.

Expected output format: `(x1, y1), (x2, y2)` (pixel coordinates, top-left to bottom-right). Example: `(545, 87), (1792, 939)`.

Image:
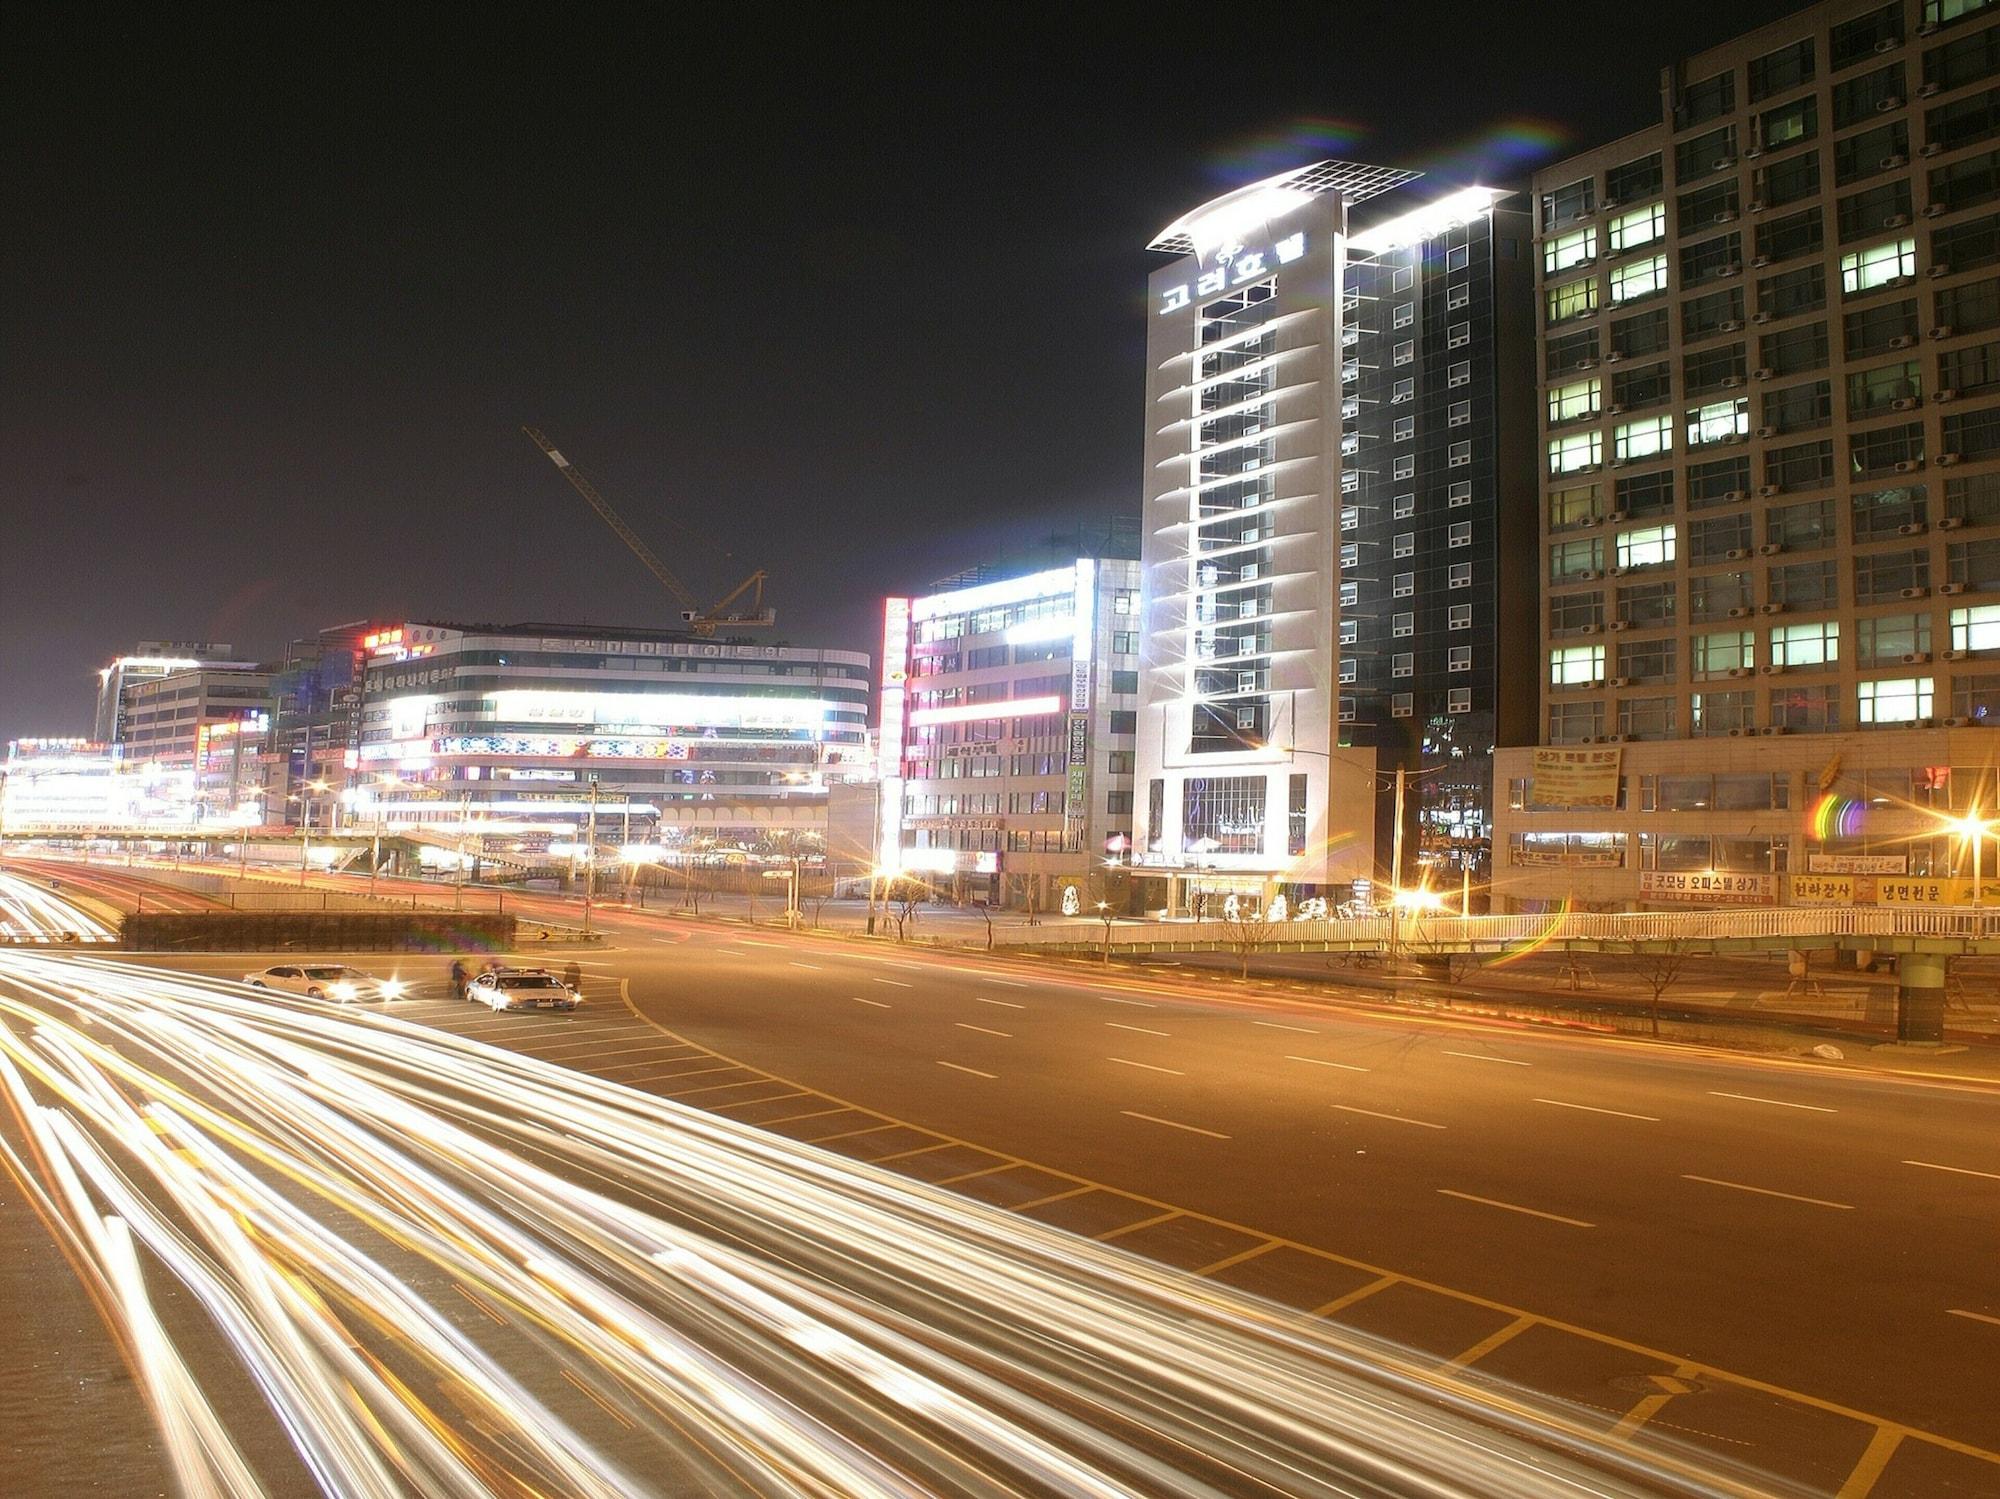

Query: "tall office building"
(1131, 163), (1538, 915)
(878, 556), (1141, 911)
(91, 642), (246, 746)
(1494, 0), (2000, 911)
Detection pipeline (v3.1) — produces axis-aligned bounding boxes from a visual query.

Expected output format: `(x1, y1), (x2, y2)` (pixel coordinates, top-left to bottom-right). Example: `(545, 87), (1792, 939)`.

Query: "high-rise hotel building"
(1494, 0), (2000, 910)
(1132, 163), (1538, 914)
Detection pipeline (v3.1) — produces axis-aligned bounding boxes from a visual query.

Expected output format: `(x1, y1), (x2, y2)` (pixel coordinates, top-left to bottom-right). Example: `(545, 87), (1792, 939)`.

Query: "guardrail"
(992, 906), (2000, 952)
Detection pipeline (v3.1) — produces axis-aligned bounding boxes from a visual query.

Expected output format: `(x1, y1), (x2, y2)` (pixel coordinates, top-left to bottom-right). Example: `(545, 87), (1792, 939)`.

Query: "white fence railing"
(993, 906), (2000, 951)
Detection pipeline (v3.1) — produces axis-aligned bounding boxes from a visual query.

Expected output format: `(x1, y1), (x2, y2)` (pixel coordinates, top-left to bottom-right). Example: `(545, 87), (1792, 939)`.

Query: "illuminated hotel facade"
(877, 557), (1141, 910)
(1133, 162), (1539, 914)
(1492, 0), (2000, 911)
(354, 622), (871, 853)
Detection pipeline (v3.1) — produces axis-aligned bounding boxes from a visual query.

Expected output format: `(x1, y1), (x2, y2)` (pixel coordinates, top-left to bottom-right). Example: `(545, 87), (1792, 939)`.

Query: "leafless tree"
(885, 876), (929, 942)
(1628, 942), (1692, 1037)
(1213, 904), (1273, 979)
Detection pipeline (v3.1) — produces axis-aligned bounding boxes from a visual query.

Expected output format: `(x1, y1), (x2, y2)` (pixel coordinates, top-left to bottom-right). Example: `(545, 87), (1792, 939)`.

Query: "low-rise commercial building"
(878, 557), (1140, 911)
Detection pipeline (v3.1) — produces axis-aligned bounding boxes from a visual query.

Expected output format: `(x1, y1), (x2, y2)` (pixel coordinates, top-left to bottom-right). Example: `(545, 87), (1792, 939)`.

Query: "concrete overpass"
(990, 906), (2000, 1043)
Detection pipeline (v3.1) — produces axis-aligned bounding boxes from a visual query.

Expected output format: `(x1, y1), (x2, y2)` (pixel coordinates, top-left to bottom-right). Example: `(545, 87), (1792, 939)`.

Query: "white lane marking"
(788, 962), (825, 971)
(1905, 1159), (2000, 1182)
(1106, 1021), (1169, 1037)
(1332, 1103), (1444, 1129)
(873, 978), (914, 988)
(985, 978), (1032, 988)
(955, 1023), (1011, 1038)
(938, 1061), (997, 1079)
(1121, 1110), (1229, 1139)
(851, 996), (891, 1009)
(1708, 1091), (1836, 1114)
(714, 949), (749, 957)
(1108, 1056), (1184, 1076)
(1681, 1174), (1854, 1210)
(1286, 1055), (1371, 1073)
(1102, 996), (1156, 1008)
(1534, 1098), (1659, 1122)
(739, 940), (789, 949)
(1442, 1049), (1530, 1067)
(975, 996), (1026, 1010)
(1252, 1020), (1316, 1034)
(1437, 1189), (1594, 1229)
(1949, 1308), (2000, 1328)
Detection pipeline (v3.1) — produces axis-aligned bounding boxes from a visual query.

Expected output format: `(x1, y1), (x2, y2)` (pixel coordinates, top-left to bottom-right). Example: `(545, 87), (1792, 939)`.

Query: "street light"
(1096, 900), (1114, 965)
(1947, 804), (1995, 909)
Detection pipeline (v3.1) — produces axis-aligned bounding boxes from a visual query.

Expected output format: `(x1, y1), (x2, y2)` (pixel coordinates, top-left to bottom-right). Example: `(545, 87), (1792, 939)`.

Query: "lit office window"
(1616, 524), (1677, 568)
(1840, 237), (1916, 294)
(1686, 398), (1750, 447)
(1857, 676), (1934, 723)
(1544, 226), (1598, 274)
(1607, 202), (1666, 253)
(1951, 605), (2000, 652)
(1547, 277), (1599, 322)
(1549, 431), (1602, 474)
(1615, 414), (1673, 462)
(1770, 619), (1840, 666)
(1610, 253), (1669, 303)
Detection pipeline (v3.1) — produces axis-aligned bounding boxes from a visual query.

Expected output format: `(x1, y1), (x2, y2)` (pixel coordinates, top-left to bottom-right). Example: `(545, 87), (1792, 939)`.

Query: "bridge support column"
(1897, 953), (1948, 1044)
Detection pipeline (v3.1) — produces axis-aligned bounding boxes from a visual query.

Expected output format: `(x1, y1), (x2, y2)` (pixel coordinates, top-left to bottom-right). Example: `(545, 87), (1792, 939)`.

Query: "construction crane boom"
(522, 426), (774, 636)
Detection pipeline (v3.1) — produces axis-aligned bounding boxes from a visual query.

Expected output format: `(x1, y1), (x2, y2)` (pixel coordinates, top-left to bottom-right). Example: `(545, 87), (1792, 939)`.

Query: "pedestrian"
(563, 959), (581, 998)
(448, 958), (468, 1001)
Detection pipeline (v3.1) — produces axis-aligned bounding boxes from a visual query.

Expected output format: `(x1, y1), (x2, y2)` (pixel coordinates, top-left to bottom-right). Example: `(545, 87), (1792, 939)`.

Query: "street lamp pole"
(583, 773), (599, 936)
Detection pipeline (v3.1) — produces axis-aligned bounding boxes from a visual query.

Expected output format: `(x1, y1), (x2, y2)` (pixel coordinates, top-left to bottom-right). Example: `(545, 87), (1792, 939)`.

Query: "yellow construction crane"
(522, 425), (775, 635)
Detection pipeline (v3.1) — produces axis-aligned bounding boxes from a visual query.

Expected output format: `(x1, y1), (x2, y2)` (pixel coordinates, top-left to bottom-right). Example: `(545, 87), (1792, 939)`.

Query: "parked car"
(467, 968), (579, 1012)
(242, 964), (406, 1002)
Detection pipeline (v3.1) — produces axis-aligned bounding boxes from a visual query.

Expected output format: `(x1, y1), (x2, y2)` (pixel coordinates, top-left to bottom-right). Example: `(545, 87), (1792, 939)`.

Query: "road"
(13, 859), (2000, 1493)
(0, 947), (1724, 1499)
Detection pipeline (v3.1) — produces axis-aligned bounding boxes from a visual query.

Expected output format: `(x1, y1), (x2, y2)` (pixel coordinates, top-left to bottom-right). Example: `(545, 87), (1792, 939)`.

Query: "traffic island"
(121, 910), (517, 953)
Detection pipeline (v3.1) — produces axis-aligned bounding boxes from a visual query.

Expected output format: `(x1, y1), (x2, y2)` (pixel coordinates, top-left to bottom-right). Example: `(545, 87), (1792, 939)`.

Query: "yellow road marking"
(1608, 1364), (1703, 1440)
(1093, 1210), (1182, 1242)
(1312, 1274), (1400, 1318)
(1192, 1240), (1282, 1277)
(1445, 1313), (1537, 1370)
(1837, 1426), (1905, 1499)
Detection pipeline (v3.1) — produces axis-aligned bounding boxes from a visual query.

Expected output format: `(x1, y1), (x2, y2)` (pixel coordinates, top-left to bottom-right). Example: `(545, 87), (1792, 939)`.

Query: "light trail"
(0, 870), (116, 943)
(0, 950), (1783, 1497)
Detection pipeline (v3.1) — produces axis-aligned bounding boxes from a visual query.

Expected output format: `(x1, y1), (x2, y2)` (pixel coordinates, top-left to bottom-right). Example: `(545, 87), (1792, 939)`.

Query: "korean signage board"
(1787, 874), (1859, 905)
(1528, 748), (1623, 810)
(1639, 870), (1775, 904)
(1807, 853), (1907, 875)
(1788, 873), (2000, 905)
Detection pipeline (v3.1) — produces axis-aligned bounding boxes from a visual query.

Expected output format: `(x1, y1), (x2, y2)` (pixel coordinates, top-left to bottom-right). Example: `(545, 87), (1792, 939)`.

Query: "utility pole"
(584, 774), (599, 936)
(1388, 767), (1407, 961)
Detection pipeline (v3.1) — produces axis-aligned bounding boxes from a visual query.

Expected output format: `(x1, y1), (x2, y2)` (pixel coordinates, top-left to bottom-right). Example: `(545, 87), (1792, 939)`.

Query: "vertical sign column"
(1065, 561), (1095, 852)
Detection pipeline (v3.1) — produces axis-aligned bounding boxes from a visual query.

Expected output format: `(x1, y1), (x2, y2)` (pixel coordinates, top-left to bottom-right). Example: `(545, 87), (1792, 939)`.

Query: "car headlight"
(379, 979), (404, 998)
(331, 982), (358, 1000)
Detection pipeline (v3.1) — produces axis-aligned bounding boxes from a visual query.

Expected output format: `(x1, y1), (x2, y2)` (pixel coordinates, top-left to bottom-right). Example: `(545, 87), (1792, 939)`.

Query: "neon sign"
(1158, 232), (1306, 314)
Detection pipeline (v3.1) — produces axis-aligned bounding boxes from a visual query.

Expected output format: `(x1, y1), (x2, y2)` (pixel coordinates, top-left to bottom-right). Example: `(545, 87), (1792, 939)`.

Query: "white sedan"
(242, 964), (406, 1003)
(467, 969), (579, 1012)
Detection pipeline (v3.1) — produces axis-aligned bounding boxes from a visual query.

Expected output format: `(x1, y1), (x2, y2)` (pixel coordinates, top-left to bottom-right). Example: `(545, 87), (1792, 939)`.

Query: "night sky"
(3, 3), (1807, 745)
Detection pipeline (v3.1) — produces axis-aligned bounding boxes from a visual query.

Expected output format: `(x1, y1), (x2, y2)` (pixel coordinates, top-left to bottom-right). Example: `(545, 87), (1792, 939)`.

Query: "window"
(1449, 562), (1473, 587)
(1545, 226), (1597, 274)
(1110, 711), (1137, 733)
(1931, 160), (2000, 219)
(1392, 302), (1414, 329)
(1758, 149), (1823, 208)
(1393, 531), (1415, 558)
(1614, 361), (1672, 409)
(1393, 492), (1416, 518)
(1618, 696), (1677, 740)
(1857, 612), (1932, 664)
(1181, 776), (1265, 854)
(1939, 339), (2000, 396)
(1943, 403), (2000, 456)
(1549, 431), (1601, 474)
(1677, 74), (1735, 130)
(1843, 297), (1920, 356)
(1693, 630), (1756, 677)
(1616, 524), (1676, 568)
(1949, 535), (2000, 586)
(1339, 580), (1359, 607)
(1850, 421), (1926, 475)
(1763, 379), (1833, 433)
(1767, 497), (1836, 548)
(1447, 321), (1471, 348)
(1692, 570), (1755, 620)
(1854, 547), (1929, 601)
(1447, 687), (1473, 714)
(1615, 414), (1672, 461)
(1447, 244), (1471, 271)
(1547, 701), (1607, 743)
(1339, 617), (1358, 645)
(1448, 400), (1472, 427)
(1448, 521), (1473, 548)
(1391, 692), (1415, 717)
(1390, 652), (1413, 678)
(1549, 482), (1603, 531)
(1618, 580), (1677, 628)
(1927, 85), (2000, 152)
(1858, 677), (1935, 723)
(1447, 283), (1470, 311)
(1448, 603), (1473, 629)
(1771, 558), (1839, 608)
(1448, 480), (1473, 507)
(1771, 619), (1841, 666)
(1833, 66), (1907, 136)
(1834, 122), (1909, 187)
(1681, 289), (1744, 342)
(1841, 237), (1917, 293)
(1607, 153), (1665, 201)
(1553, 591), (1604, 636)
(1686, 398), (1750, 447)
(1769, 438), (1837, 490)
(1749, 38), (1815, 101)
(1677, 126), (1738, 184)
(1692, 691), (1756, 735)
(1848, 359), (1923, 414)
(1393, 610), (1415, 637)
(1391, 377), (1415, 402)
(1691, 512), (1753, 563)
(1952, 603), (2000, 651)
(1681, 233), (1742, 288)
(1541, 177), (1595, 228)
(1680, 179), (1739, 228)
(1448, 645), (1472, 672)
(1762, 319), (1830, 374)
(1927, 23), (2000, 93)
(1760, 94), (1818, 150)
(1852, 484), (1928, 538)
(1685, 342), (1747, 393)
(1771, 682), (1839, 730)
(1448, 359), (1472, 386)
(1393, 339), (1415, 364)
(1615, 306), (1673, 356)
(1950, 471), (2000, 524)
(1755, 206), (1824, 263)
(1393, 571), (1414, 597)
(1338, 658), (1358, 684)
(1758, 263), (1826, 320)
(1688, 455), (1752, 507)
(1448, 440), (1472, 466)
(1111, 669), (1139, 694)
(1837, 180), (1913, 244)
(1607, 202), (1665, 252)
(1393, 454), (1416, 479)
(1550, 536), (1604, 581)
(1393, 265), (1415, 292)
(1831, 5), (1902, 71)
(1609, 254), (1668, 303)
(1392, 414), (1415, 441)
(1112, 631), (1137, 655)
